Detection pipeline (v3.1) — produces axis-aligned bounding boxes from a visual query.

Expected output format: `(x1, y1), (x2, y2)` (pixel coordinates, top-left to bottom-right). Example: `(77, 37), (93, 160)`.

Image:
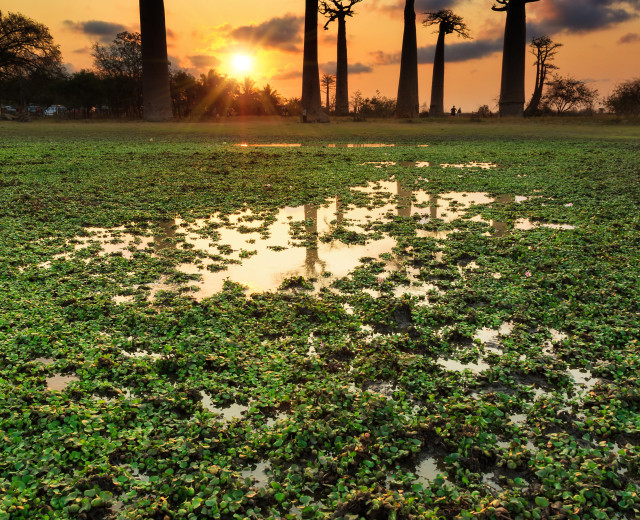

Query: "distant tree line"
(1, 9), (639, 120)
(0, 14), (298, 119)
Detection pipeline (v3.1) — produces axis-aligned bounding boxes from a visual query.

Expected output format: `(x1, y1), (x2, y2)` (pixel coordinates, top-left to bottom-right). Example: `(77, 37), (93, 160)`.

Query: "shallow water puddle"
(568, 368), (598, 391)
(33, 357), (54, 364)
(327, 143), (395, 148)
(482, 472), (503, 491)
(414, 455), (448, 484)
(236, 143), (301, 147)
(240, 461), (270, 486)
(46, 374), (79, 391)
(514, 219), (576, 231)
(200, 391), (249, 421)
(438, 357), (490, 374)
(509, 413), (527, 425)
(121, 350), (162, 360)
(441, 162), (497, 169)
(59, 184), (528, 297)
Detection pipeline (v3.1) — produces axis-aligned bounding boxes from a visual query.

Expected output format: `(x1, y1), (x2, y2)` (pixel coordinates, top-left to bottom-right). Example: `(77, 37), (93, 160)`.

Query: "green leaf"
(535, 496), (550, 508)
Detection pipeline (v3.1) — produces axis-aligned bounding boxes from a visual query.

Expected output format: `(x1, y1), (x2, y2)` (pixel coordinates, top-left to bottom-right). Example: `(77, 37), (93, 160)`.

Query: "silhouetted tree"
(302, 0), (329, 122)
(60, 70), (104, 116)
(492, 0), (539, 117)
(170, 69), (198, 117)
(605, 78), (640, 116)
(196, 69), (237, 117)
(92, 32), (143, 116)
(139, 0), (172, 121)
(396, 0), (419, 118)
(524, 35), (561, 116)
(543, 75), (598, 114)
(236, 76), (258, 114)
(0, 11), (62, 81)
(423, 9), (470, 117)
(258, 84), (282, 114)
(319, 0), (363, 116)
(320, 73), (335, 111)
(0, 11), (64, 109)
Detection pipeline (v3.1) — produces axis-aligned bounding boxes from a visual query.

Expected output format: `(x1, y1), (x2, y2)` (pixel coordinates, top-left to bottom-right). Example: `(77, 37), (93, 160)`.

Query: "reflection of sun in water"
(232, 54), (252, 73)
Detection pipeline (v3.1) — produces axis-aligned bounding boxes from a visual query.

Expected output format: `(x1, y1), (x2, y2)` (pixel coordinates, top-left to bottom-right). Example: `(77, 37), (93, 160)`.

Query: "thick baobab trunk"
(429, 28), (446, 116)
(498, 0), (527, 117)
(335, 16), (349, 116)
(139, 0), (172, 121)
(396, 0), (419, 118)
(302, 0), (329, 122)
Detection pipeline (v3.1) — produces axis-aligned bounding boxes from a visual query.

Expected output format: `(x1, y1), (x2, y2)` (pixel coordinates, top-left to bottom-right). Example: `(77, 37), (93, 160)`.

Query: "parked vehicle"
(1, 105), (17, 115)
(44, 105), (67, 116)
(27, 105), (43, 115)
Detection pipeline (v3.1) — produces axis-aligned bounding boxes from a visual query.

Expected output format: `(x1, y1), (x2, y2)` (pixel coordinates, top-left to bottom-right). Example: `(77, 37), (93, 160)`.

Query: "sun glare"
(232, 54), (252, 73)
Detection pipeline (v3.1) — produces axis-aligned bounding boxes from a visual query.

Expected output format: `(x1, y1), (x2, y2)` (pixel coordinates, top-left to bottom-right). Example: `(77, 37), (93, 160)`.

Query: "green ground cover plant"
(1, 118), (639, 519)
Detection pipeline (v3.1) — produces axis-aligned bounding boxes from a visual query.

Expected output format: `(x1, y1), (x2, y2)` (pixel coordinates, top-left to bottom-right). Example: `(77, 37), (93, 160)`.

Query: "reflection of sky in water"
(57, 181), (574, 298)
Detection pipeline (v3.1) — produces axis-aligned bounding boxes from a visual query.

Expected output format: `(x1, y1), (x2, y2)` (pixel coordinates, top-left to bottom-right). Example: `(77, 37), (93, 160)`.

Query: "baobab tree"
(492, 0), (540, 117)
(320, 73), (335, 112)
(302, 0), (329, 122)
(423, 9), (470, 117)
(524, 35), (562, 116)
(396, 0), (419, 118)
(139, 0), (172, 121)
(319, 0), (363, 116)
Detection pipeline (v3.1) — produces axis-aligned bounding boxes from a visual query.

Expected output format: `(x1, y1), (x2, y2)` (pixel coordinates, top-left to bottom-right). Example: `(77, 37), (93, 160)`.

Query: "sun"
(232, 54), (252, 74)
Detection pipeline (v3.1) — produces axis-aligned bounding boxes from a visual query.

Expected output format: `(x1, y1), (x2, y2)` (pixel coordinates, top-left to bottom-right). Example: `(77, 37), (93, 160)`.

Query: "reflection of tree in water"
(397, 181), (412, 217)
(430, 194), (438, 219)
(303, 205), (327, 276)
(491, 195), (513, 236)
(154, 219), (177, 251)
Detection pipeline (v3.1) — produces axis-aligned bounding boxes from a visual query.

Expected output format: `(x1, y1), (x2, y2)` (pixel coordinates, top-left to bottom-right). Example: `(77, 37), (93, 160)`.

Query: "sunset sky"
(5, 0), (640, 111)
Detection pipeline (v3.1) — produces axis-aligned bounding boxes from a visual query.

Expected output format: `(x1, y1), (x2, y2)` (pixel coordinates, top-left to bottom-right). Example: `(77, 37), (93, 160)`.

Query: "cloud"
(188, 55), (221, 69)
(375, 0), (466, 16)
(527, 0), (640, 37)
(618, 32), (640, 44)
(369, 50), (400, 65)
(229, 14), (304, 52)
(319, 61), (374, 74)
(63, 20), (127, 43)
(370, 37), (502, 65)
(420, 38), (503, 63)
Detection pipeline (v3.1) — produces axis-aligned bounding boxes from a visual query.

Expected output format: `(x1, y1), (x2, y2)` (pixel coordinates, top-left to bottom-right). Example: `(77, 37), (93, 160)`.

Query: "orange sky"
(5, 0), (640, 111)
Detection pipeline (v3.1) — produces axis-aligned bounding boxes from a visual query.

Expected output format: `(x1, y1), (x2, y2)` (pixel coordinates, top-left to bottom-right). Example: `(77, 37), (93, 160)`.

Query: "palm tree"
(320, 73), (336, 112)
(492, 0), (540, 117)
(319, 0), (363, 116)
(423, 9), (470, 117)
(302, 0), (329, 122)
(396, 0), (419, 118)
(524, 35), (562, 116)
(259, 84), (282, 114)
(139, 0), (172, 121)
(237, 76), (258, 114)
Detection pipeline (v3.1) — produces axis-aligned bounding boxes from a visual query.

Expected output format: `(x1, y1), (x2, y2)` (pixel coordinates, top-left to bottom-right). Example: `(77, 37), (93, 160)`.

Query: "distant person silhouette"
(457, 107), (462, 117)
(451, 106), (456, 116)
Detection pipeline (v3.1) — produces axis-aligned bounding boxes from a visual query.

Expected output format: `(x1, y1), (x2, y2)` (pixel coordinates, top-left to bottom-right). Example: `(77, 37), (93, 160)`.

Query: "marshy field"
(1, 118), (639, 519)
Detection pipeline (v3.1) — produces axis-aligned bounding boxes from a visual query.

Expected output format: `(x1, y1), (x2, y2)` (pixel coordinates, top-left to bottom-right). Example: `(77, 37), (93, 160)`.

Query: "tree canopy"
(543, 75), (598, 114)
(423, 9), (470, 38)
(0, 10), (62, 81)
(605, 78), (640, 116)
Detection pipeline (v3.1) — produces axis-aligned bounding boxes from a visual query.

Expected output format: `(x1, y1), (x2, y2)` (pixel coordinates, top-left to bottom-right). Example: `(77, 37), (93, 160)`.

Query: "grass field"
(1, 118), (639, 519)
